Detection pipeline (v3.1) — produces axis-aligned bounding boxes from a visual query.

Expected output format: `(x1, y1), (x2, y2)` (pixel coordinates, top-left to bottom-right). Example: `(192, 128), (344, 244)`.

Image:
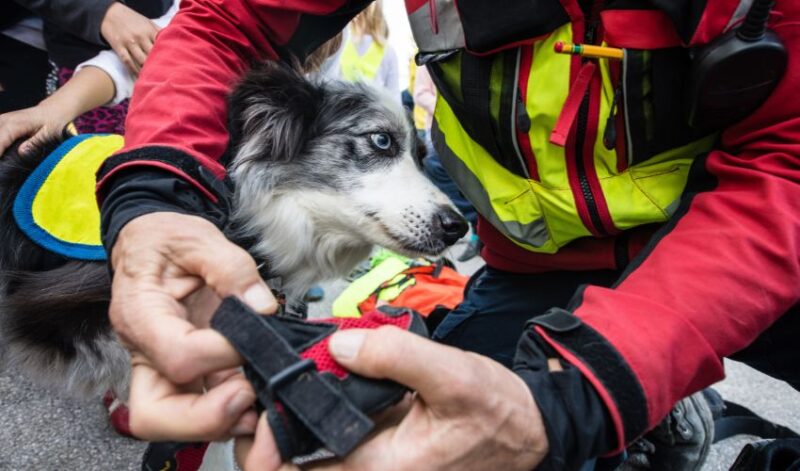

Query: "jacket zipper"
(510, 48), (532, 179)
(512, 46), (537, 180)
(573, 6), (611, 236)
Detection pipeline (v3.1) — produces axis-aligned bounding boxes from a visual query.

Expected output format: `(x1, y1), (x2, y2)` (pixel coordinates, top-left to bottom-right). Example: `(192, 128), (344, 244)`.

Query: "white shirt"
(75, 0), (179, 105)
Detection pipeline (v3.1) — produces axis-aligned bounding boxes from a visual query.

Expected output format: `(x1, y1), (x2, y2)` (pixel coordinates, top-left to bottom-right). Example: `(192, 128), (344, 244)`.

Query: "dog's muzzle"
(432, 205), (469, 246)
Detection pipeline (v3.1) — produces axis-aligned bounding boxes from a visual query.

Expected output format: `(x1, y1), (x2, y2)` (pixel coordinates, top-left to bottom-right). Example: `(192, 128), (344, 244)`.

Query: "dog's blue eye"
(369, 133), (392, 150)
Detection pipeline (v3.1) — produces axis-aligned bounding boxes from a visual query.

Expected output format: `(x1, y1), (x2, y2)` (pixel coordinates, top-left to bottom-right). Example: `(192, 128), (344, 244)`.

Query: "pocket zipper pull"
(517, 92), (531, 134)
(603, 83), (623, 150)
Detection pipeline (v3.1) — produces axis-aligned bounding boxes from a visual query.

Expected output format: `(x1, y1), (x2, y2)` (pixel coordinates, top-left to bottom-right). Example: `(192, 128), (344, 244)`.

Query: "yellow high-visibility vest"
(422, 23), (715, 254)
(340, 37), (386, 83)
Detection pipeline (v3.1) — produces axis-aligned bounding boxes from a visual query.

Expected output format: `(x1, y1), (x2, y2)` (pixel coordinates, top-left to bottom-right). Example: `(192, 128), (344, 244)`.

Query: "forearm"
(76, 50), (134, 105)
(39, 66), (115, 121)
(12, 0), (115, 44)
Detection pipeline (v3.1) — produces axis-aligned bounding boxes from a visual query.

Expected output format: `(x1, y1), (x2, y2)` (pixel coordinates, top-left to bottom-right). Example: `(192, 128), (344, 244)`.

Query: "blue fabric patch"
(13, 134), (108, 261)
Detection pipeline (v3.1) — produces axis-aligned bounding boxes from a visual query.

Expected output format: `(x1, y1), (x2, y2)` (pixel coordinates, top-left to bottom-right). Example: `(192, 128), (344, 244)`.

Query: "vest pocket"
(429, 51), (530, 179)
(622, 48), (709, 166)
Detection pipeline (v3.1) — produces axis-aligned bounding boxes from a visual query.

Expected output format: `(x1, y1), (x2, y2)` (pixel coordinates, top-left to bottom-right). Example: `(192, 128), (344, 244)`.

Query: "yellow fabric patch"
(14, 134), (123, 260)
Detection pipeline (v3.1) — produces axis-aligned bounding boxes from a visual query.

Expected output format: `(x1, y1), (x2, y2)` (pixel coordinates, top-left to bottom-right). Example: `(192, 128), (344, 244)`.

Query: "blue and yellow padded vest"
(13, 134), (123, 260)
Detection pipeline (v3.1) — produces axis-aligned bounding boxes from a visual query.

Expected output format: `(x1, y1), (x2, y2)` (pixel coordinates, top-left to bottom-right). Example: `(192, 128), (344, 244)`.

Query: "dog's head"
(227, 63), (468, 289)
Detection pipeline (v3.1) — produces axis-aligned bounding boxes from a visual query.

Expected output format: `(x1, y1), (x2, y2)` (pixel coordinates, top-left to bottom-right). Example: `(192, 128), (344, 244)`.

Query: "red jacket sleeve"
(533, 4), (800, 450)
(97, 0), (365, 194)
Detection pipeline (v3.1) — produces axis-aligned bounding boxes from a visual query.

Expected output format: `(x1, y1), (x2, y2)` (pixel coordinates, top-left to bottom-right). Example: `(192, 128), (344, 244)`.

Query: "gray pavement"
(0, 238), (798, 470)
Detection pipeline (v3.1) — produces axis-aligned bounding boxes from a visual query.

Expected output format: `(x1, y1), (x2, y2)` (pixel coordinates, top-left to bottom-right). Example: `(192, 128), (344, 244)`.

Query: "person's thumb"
(328, 326), (461, 400)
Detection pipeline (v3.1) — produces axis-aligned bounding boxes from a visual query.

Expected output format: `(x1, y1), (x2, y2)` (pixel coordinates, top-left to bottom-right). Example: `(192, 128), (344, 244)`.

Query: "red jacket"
(99, 0), (800, 456)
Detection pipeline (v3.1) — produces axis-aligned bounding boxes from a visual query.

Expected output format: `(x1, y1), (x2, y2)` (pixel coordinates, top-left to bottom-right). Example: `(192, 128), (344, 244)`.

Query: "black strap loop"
(211, 297), (374, 458)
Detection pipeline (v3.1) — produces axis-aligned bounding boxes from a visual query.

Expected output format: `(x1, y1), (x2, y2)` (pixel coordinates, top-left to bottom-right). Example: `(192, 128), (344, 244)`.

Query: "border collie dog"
(0, 63), (467, 397)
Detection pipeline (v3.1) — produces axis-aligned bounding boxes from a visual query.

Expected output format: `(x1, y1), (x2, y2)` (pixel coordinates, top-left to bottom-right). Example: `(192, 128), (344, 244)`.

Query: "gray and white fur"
(0, 62), (467, 398)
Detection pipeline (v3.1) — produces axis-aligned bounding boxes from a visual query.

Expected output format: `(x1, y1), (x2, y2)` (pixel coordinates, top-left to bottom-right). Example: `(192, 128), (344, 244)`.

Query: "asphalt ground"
(0, 237), (798, 470)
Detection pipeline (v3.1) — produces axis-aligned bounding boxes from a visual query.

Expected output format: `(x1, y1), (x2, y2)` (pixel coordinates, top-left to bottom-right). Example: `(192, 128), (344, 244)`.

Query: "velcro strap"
(211, 297), (374, 458)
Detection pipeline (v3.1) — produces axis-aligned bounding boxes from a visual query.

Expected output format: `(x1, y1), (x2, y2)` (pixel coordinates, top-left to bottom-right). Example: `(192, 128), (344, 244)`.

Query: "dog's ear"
(227, 62), (322, 163)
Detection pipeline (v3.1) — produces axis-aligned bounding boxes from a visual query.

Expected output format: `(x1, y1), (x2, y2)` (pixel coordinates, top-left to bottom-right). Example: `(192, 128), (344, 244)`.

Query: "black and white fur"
(0, 63), (467, 398)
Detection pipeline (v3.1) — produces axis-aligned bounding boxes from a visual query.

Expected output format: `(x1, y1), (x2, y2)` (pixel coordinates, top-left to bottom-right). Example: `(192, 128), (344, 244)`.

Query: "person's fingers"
(205, 367), (243, 389)
(19, 126), (55, 156)
(130, 43), (149, 72)
(116, 47), (139, 75)
(328, 326), (472, 404)
(234, 414), (290, 471)
(229, 409), (260, 437)
(169, 230), (278, 315)
(143, 25), (158, 53)
(128, 361), (256, 441)
(0, 114), (35, 155)
(112, 214), (276, 315)
(181, 285), (222, 326)
(118, 293), (245, 383)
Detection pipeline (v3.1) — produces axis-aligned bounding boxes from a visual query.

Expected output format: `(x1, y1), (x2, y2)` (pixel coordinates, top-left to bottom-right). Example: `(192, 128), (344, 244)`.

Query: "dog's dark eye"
(369, 132), (392, 150)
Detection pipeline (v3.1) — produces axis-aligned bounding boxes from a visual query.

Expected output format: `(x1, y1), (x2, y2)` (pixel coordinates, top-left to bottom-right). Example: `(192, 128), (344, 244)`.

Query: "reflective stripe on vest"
(340, 38), (385, 83)
(428, 23), (717, 254)
(332, 256), (414, 318)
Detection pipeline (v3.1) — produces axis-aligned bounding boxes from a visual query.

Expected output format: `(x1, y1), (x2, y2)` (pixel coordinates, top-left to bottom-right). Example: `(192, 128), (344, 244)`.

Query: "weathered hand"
(235, 326), (549, 471)
(110, 212), (278, 440)
(0, 103), (70, 156)
(100, 2), (161, 75)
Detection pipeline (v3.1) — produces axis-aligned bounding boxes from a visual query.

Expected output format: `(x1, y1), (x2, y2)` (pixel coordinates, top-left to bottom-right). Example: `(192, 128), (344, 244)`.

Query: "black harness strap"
(211, 297), (374, 458)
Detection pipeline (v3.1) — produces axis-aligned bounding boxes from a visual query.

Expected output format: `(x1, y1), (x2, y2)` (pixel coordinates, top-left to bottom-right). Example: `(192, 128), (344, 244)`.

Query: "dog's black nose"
(433, 206), (469, 246)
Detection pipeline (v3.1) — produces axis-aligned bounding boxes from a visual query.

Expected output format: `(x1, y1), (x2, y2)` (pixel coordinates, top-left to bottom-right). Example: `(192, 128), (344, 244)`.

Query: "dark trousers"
(0, 35), (49, 113)
(433, 264), (800, 389)
(432, 265), (620, 367)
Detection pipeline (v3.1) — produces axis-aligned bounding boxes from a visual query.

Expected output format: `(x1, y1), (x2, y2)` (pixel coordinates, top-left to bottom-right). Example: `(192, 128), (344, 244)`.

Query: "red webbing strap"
(550, 62), (596, 147)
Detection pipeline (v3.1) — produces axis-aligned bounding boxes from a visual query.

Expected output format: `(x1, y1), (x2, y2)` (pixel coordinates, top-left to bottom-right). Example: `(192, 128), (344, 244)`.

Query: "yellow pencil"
(554, 42), (625, 60)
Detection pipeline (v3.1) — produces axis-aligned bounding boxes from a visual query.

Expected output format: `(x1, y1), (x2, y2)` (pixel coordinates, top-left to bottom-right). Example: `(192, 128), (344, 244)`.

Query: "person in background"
(338, 1), (399, 101)
(42, 0), (172, 135)
(414, 64), (482, 262)
(0, 0), (179, 156)
(1, 0), (166, 114)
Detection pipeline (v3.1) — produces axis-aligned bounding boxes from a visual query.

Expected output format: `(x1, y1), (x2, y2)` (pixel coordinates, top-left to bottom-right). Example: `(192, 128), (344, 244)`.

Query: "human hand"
(0, 103), (71, 156)
(100, 2), (161, 75)
(235, 326), (549, 471)
(110, 212), (279, 440)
